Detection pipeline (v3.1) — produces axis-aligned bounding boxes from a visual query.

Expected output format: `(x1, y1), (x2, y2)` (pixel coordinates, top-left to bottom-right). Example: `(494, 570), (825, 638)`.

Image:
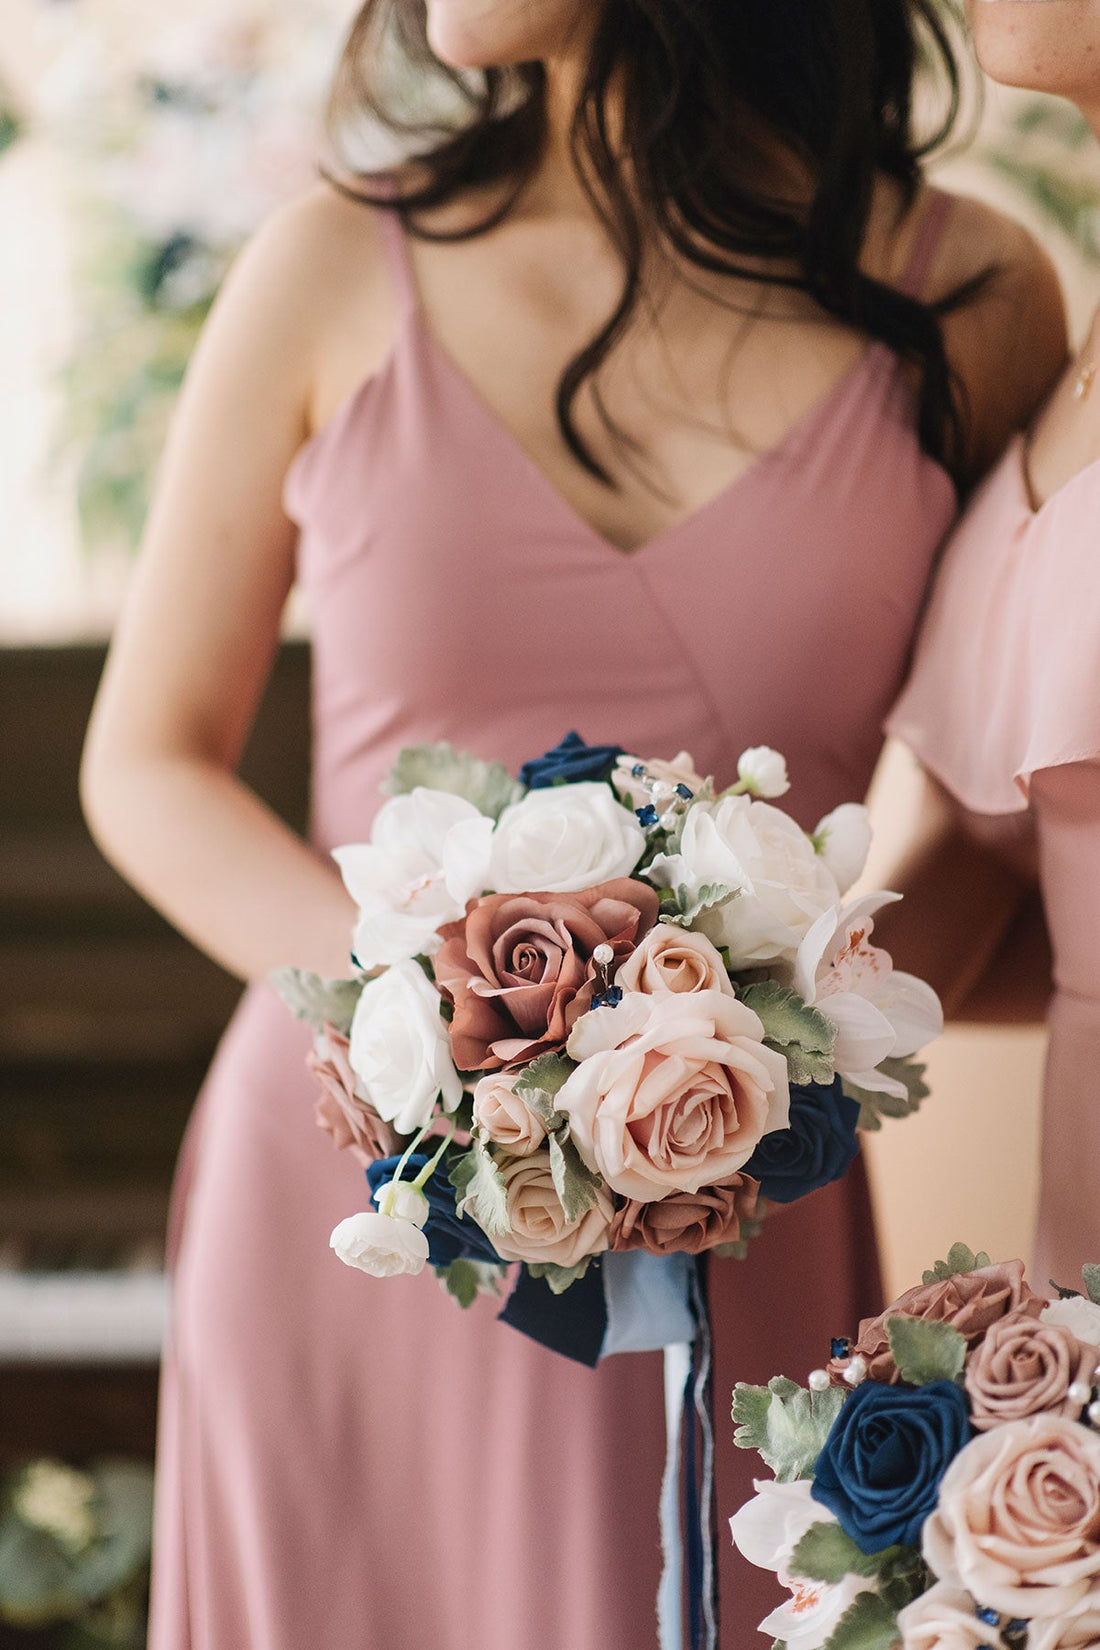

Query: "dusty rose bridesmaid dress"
(890, 431), (1100, 1292)
(149, 194), (959, 1650)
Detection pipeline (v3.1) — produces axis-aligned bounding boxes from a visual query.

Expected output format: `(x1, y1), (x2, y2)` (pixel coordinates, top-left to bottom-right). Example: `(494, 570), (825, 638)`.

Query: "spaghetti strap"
(898, 187), (955, 299)
(374, 204), (418, 316)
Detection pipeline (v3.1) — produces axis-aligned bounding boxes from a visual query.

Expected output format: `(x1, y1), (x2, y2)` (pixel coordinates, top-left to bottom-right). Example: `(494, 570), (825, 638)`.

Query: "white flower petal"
(441, 814), (495, 906)
(329, 1212), (430, 1277)
(819, 991), (898, 1080)
(737, 746), (790, 799)
(814, 803), (872, 894)
(348, 959), (461, 1132)
(872, 970), (944, 1057)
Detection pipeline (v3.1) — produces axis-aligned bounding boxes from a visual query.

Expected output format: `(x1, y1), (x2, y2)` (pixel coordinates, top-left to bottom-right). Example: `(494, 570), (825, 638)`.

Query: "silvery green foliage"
(437, 1258), (509, 1310)
(514, 1055), (600, 1221)
(739, 981), (837, 1087)
(526, 1256), (595, 1295)
(1083, 1265), (1100, 1306)
(885, 1315), (967, 1386)
(450, 1137), (511, 1238)
(788, 1522), (885, 1585)
(921, 1243), (993, 1286)
(848, 1059), (930, 1133)
(269, 968), (361, 1037)
(817, 1590), (900, 1650)
(732, 1376), (846, 1483)
(383, 743), (524, 819)
(659, 882), (736, 929)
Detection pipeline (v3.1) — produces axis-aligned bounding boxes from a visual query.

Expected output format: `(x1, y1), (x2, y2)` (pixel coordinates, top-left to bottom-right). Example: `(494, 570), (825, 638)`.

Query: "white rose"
(330, 1211), (430, 1278)
(650, 795), (840, 967)
(730, 1479), (875, 1650)
(487, 781), (645, 894)
(373, 1178), (430, 1228)
(736, 746), (790, 799)
(791, 892), (943, 1097)
(348, 959), (462, 1134)
(1042, 1297), (1100, 1347)
(333, 788), (493, 968)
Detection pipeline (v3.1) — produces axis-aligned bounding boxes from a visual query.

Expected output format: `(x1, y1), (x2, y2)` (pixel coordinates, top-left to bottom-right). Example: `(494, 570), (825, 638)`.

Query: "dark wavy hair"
(326, 0), (977, 482)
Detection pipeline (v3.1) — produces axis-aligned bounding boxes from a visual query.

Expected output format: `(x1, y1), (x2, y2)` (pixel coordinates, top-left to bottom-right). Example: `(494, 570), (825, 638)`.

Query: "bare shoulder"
(923, 189), (1068, 486)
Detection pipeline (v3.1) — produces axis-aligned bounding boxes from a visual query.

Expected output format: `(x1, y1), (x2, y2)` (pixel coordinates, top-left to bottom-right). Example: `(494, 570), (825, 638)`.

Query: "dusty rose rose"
(896, 1583), (1003, 1650)
(611, 750), (708, 809)
(964, 1309), (1096, 1432)
(434, 879), (659, 1071)
(490, 1150), (614, 1269)
(829, 1261), (1046, 1385)
(558, 989), (789, 1202)
(610, 1176), (759, 1256)
(308, 1024), (403, 1167)
(923, 1416), (1100, 1622)
(471, 1073), (547, 1156)
(614, 924), (736, 999)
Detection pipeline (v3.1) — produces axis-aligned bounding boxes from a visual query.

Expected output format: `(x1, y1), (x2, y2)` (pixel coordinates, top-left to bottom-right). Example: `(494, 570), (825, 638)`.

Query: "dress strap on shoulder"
(897, 188), (955, 300)
(374, 204), (419, 317)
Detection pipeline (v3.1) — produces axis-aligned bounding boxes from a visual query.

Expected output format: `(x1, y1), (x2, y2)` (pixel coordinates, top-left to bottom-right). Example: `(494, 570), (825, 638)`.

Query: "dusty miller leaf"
(269, 968), (361, 1036)
(822, 1590), (899, 1650)
(731, 1376), (846, 1482)
(921, 1243), (992, 1286)
(437, 1258), (508, 1309)
(1082, 1265), (1100, 1306)
(847, 1060), (930, 1133)
(514, 1053), (576, 1125)
(789, 1522), (889, 1585)
(660, 882), (737, 929)
(526, 1256), (593, 1294)
(740, 981), (837, 1087)
(383, 742), (523, 818)
(547, 1132), (602, 1223)
(449, 1139), (511, 1239)
(886, 1315), (966, 1386)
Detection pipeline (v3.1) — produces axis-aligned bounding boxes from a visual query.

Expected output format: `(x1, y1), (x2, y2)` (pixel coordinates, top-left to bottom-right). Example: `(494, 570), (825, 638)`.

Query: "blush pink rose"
(558, 989), (789, 1202)
(614, 924), (736, 999)
(922, 1416), (1100, 1622)
(490, 1150), (614, 1269)
(965, 1310), (1096, 1432)
(471, 1073), (547, 1156)
(896, 1583), (1003, 1650)
(308, 1024), (403, 1167)
(829, 1260), (1046, 1385)
(434, 879), (659, 1071)
(610, 1175), (759, 1256)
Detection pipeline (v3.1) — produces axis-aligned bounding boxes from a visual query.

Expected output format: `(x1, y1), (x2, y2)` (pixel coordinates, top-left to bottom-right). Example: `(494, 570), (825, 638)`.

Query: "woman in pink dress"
(890, 0), (1100, 1297)
(80, 1), (1063, 1644)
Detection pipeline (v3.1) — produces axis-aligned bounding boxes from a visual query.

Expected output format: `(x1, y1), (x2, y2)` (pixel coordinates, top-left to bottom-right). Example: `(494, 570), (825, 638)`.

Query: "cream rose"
(487, 782), (645, 894)
(1027, 1604), (1100, 1649)
(614, 923), (736, 999)
(922, 1416), (1100, 1622)
(559, 989), (789, 1201)
(1043, 1297), (1100, 1348)
(896, 1583), (1003, 1650)
(490, 1150), (614, 1268)
(471, 1073), (548, 1156)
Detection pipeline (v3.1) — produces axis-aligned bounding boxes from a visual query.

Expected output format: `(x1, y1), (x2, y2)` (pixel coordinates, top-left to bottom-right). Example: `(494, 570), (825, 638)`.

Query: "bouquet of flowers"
(729, 1244), (1100, 1650)
(275, 732), (941, 1355)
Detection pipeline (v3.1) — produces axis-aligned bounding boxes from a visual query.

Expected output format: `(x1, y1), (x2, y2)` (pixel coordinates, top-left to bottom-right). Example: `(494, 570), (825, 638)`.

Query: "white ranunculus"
(736, 746), (790, 800)
(730, 1478), (875, 1650)
(330, 1212), (430, 1277)
(333, 788), (494, 968)
(373, 1178), (431, 1228)
(791, 893), (943, 1096)
(487, 781), (645, 894)
(813, 802), (872, 895)
(348, 959), (462, 1134)
(1042, 1296), (1100, 1347)
(650, 795), (840, 967)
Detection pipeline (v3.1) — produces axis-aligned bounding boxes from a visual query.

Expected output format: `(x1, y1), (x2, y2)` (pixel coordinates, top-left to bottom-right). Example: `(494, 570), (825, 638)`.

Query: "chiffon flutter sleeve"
(888, 435), (1100, 813)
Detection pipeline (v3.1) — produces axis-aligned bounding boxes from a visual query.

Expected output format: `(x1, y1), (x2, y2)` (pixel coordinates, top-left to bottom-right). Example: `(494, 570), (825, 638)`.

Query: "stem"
(412, 1120), (457, 1189)
(379, 1120), (436, 1217)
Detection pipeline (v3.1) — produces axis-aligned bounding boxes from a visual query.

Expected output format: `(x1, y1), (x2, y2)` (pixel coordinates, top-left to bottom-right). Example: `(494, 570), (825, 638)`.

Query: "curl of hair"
(326, 0), (979, 483)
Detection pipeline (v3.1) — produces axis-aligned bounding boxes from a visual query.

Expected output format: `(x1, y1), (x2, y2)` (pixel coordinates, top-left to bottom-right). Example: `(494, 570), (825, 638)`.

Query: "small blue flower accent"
(831, 1337), (852, 1361)
(367, 1154), (502, 1269)
(975, 1608), (1000, 1627)
(742, 1078), (861, 1204)
(518, 731), (624, 789)
(636, 804), (660, 827)
(591, 987), (623, 1010)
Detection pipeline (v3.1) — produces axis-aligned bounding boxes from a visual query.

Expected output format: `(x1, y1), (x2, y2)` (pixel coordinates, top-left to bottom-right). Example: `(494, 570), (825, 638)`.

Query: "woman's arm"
(81, 187), (389, 981)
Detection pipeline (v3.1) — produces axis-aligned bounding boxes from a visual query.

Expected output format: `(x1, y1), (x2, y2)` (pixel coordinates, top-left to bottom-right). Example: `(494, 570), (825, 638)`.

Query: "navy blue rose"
(518, 731), (624, 790)
(366, 1154), (503, 1269)
(811, 1378), (971, 1552)
(741, 1077), (860, 1204)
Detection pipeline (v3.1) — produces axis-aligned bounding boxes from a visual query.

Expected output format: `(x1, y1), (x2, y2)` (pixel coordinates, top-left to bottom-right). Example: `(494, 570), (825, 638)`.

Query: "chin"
(425, 0), (586, 69)
(966, 0), (1100, 104)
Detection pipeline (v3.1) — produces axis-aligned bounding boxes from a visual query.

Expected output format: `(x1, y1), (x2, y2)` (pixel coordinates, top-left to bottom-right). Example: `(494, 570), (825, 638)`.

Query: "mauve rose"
(614, 924), (736, 999)
(923, 1416), (1100, 1621)
(434, 879), (659, 1071)
(610, 1176), (759, 1255)
(490, 1150), (614, 1269)
(965, 1309), (1096, 1432)
(471, 1073), (548, 1156)
(896, 1583), (1002, 1650)
(829, 1260), (1046, 1385)
(309, 1024), (403, 1167)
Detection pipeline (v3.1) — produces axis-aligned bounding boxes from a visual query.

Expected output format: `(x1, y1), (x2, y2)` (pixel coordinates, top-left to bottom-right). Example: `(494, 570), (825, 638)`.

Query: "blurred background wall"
(0, 2), (1098, 1641)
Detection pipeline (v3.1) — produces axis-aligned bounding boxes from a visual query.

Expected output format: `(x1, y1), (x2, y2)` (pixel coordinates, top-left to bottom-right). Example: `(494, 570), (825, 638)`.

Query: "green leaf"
(846, 1060), (930, 1133)
(526, 1256), (594, 1294)
(268, 968), (361, 1037)
(886, 1315), (966, 1386)
(547, 1132), (602, 1224)
(660, 883), (737, 928)
(822, 1590), (899, 1650)
(449, 1139), (511, 1238)
(513, 1054), (576, 1124)
(921, 1243), (992, 1286)
(1082, 1265), (1100, 1306)
(383, 743), (524, 819)
(740, 982), (837, 1087)
(731, 1377), (846, 1482)
(788, 1522), (887, 1585)
(436, 1258), (508, 1309)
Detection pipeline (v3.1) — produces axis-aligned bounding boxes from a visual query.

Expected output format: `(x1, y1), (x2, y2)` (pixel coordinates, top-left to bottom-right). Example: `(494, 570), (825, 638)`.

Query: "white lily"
(791, 893), (943, 1097)
(730, 1479), (876, 1650)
